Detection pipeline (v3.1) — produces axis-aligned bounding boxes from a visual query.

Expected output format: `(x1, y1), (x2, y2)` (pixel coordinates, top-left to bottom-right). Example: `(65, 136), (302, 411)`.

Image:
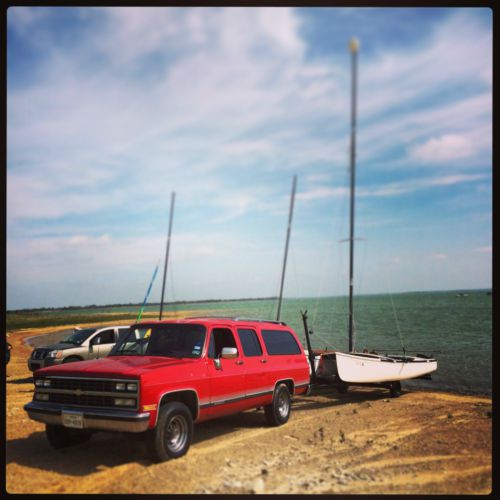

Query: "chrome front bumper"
(24, 401), (150, 433)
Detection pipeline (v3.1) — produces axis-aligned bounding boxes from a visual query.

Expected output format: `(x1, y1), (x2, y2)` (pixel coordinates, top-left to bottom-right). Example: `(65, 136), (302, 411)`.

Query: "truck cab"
(28, 325), (130, 371)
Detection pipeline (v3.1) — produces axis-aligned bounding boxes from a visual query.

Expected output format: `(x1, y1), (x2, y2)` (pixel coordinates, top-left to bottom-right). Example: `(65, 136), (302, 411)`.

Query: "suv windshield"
(111, 324), (206, 359)
(62, 328), (97, 345)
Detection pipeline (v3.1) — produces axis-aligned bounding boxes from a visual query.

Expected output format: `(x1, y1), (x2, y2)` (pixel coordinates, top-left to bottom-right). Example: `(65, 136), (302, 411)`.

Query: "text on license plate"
(62, 411), (84, 429)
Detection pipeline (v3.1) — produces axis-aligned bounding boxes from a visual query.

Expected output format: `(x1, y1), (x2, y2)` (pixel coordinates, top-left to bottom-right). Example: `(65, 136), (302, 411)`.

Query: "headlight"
(114, 398), (136, 407)
(115, 382), (126, 391)
(126, 383), (137, 392)
(48, 350), (63, 359)
(43, 379), (51, 387)
(35, 379), (44, 387)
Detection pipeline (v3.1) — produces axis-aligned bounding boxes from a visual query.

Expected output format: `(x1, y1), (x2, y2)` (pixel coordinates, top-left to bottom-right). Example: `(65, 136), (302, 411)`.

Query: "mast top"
(349, 37), (360, 53)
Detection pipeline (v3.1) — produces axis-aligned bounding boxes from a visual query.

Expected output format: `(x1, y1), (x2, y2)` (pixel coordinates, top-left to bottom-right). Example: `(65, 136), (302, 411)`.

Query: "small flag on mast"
(136, 263), (160, 322)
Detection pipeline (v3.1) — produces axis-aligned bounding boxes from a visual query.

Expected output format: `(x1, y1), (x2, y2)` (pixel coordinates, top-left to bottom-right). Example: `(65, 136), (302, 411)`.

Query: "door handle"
(260, 359), (267, 364)
(236, 360), (244, 365)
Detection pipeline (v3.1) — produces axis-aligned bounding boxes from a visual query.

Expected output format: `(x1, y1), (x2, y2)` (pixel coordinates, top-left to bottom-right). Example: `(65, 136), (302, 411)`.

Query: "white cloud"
(430, 253), (447, 260)
(367, 174), (488, 197)
(7, 6), (49, 33)
(474, 246), (491, 254)
(411, 134), (476, 163)
(297, 186), (349, 201)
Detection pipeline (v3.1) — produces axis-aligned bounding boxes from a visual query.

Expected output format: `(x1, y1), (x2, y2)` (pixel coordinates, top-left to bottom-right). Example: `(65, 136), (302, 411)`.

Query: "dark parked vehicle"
(7, 341), (12, 364)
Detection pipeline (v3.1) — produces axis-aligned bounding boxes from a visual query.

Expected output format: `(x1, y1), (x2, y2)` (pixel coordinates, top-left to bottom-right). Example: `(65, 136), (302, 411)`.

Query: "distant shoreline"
(7, 288), (491, 313)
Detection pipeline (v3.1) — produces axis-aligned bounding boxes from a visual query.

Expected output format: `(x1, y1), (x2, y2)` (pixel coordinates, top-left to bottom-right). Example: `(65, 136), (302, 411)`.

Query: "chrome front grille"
(49, 378), (116, 392)
(48, 393), (116, 407)
(34, 376), (139, 411)
(32, 350), (49, 360)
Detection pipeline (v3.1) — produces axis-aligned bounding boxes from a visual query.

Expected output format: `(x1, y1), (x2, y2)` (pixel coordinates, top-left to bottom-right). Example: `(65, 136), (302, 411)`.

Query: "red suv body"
(24, 318), (310, 460)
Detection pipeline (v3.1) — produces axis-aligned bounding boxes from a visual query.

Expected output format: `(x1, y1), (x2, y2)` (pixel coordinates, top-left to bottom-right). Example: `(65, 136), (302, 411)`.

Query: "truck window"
(94, 330), (115, 345)
(237, 329), (262, 357)
(261, 329), (301, 355)
(208, 328), (238, 358)
(117, 328), (129, 341)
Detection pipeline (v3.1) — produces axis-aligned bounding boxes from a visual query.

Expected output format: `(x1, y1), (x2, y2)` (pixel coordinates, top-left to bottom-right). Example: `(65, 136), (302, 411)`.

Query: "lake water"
(40, 290), (492, 396)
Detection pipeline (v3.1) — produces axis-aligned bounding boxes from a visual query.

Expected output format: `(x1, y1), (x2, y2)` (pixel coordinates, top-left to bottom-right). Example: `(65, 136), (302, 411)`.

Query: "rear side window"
(237, 329), (262, 357)
(261, 329), (301, 355)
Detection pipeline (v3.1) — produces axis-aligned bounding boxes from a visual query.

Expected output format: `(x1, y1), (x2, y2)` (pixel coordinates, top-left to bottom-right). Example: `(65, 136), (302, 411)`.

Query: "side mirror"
(221, 347), (238, 359)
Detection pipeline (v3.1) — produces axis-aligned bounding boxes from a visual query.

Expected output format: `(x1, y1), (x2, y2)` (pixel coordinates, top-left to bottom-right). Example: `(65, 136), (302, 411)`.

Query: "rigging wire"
(389, 287), (406, 352)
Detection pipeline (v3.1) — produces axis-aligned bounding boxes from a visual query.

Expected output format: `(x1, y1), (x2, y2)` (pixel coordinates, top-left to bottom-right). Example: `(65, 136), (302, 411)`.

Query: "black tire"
(45, 424), (92, 449)
(62, 356), (82, 364)
(264, 383), (291, 426)
(390, 381), (402, 398)
(146, 402), (193, 462)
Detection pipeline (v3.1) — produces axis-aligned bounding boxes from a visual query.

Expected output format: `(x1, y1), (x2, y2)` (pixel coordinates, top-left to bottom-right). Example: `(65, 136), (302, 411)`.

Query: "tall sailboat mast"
(159, 191), (176, 320)
(348, 38), (359, 352)
(276, 175), (297, 322)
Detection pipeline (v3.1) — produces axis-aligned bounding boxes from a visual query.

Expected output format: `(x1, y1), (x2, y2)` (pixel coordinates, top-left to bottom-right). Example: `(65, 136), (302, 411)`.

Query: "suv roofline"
(133, 317), (288, 326)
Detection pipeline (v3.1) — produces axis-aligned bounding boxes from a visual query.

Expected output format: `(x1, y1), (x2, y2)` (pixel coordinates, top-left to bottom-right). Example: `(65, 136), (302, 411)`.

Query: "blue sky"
(7, 7), (492, 310)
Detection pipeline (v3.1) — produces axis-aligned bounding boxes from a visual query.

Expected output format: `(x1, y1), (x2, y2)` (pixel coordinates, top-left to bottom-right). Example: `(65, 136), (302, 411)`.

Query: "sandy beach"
(6, 324), (492, 494)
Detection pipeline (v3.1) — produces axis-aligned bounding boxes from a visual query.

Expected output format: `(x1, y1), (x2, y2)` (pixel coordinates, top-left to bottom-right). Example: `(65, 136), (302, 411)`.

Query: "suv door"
(91, 329), (116, 359)
(206, 326), (247, 417)
(236, 327), (272, 406)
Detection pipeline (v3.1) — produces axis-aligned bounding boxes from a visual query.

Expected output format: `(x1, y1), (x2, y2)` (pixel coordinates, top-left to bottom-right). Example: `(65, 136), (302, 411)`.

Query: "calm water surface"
(47, 290), (492, 395)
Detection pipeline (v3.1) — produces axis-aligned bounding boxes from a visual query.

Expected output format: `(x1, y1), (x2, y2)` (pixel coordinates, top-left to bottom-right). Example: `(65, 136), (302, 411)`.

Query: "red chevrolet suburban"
(24, 317), (310, 461)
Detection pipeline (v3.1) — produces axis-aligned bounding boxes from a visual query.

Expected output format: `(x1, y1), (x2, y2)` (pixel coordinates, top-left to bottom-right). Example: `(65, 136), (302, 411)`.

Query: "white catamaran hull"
(335, 351), (437, 383)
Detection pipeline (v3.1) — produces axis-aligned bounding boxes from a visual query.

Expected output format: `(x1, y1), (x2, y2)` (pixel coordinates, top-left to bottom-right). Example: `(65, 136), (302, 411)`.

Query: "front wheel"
(146, 402), (193, 462)
(62, 356), (82, 364)
(45, 424), (92, 449)
(264, 383), (291, 426)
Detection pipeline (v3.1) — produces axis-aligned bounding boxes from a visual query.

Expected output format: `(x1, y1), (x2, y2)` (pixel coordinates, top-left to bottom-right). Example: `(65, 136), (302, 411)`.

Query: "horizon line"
(7, 287), (491, 313)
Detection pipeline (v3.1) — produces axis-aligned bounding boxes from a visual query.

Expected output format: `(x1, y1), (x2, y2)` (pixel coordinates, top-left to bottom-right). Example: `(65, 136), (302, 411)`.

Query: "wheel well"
(159, 390), (198, 421)
(63, 355), (83, 362)
(276, 379), (295, 396)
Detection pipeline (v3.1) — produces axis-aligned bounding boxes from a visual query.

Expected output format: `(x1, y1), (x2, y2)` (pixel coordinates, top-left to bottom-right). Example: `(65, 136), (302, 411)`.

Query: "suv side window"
(94, 329), (116, 345)
(261, 329), (301, 355)
(237, 329), (262, 357)
(208, 328), (237, 358)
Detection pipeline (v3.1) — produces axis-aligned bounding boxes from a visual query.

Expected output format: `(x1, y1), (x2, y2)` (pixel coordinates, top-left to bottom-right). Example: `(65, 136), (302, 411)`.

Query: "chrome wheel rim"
(165, 415), (188, 453)
(277, 392), (289, 418)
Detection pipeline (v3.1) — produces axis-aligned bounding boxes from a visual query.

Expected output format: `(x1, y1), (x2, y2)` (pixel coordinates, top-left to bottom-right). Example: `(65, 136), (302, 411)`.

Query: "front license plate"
(62, 411), (84, 429)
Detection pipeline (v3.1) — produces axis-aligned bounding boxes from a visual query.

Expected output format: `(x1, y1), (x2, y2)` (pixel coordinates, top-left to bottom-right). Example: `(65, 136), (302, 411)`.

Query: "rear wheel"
(45, 424), (92, 449)
(146, 402), (193, 462)
(264, 383), (291, 426)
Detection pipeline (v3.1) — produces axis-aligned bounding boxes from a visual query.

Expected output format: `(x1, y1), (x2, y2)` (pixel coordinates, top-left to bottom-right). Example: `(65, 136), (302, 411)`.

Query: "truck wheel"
(45, 424), (92, 449)
(264, 383), (291, 426)
(146, 402), (193, 462)
(390, 381), (402, 398)
(62, 356), (82, 363)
